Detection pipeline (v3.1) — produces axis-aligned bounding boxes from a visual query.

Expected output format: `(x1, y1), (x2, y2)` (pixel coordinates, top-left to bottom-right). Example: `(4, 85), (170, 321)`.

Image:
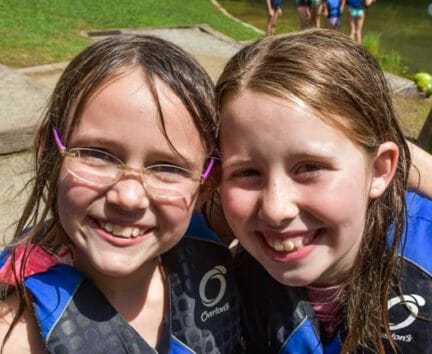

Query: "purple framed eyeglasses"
(53, 128), (215, 200)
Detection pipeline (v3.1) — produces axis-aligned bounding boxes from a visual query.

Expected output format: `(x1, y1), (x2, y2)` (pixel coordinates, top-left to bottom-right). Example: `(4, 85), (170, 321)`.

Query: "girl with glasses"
(0, 35), (242, 353)
(212, 29), (432, 353)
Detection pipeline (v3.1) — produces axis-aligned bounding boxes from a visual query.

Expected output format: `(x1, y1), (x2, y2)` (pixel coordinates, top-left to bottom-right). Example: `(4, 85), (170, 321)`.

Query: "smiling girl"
(215, 29), (432, 353)
(0, 35), (241, 354)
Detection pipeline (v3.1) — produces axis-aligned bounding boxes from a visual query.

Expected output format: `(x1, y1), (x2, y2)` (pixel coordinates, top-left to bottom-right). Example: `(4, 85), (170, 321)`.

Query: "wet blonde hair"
(215, 29), (410, 353)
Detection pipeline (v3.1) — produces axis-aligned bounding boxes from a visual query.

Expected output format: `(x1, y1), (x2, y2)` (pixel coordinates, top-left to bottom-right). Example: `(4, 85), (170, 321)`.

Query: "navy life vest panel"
(236, 192), (432, 353)
(22, 232), (242, 353)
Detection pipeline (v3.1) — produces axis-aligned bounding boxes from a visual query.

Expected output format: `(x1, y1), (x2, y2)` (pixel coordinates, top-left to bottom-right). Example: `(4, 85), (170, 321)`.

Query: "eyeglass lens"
(64, 148), (200, 199)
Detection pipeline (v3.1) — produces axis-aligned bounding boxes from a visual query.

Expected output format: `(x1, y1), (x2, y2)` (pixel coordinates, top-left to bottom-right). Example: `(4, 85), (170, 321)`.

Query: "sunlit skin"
(220, 90), (396, 287)
(57, 69), (206, 284)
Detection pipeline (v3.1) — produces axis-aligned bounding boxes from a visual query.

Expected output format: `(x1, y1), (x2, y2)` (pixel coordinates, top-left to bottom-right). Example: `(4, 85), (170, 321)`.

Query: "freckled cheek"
(310, 180), (369, 224)
(220, 187), (256, 231)
(56, 173), (100, 218)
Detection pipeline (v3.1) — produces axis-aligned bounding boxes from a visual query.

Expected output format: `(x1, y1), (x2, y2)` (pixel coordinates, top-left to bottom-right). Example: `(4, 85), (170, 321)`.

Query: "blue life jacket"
(326, 0), (343, 18)
(235, 192), (432, 353)
(1, 213), (243, 353)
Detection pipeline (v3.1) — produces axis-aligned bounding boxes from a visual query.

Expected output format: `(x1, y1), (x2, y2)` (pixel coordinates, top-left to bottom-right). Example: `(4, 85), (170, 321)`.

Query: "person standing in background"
(266, 0), (283, 36)
(296, 0), (323, 29)
(346, 0), (372, 44)
(309, 0), (324, 28)
(323, 0), (345, 30)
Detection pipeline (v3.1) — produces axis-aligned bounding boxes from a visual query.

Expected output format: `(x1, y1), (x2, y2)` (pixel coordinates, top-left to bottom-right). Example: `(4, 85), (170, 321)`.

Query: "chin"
(90, 260), (143, 279)
(265, 267), (318, 288)
(99, 267), (134, 278)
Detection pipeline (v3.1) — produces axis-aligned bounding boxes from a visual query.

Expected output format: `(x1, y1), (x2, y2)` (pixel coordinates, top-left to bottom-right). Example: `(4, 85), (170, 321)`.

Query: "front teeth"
(266, 238), (305, 253)
(294, 239), (303, 249)
(100, 222), (143, 238)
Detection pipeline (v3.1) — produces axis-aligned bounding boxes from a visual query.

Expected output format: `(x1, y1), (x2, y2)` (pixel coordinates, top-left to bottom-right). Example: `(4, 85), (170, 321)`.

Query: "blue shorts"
(296, 0), (321, 7)
(348, 6), (364, 17)
(272, 0), (282, 9)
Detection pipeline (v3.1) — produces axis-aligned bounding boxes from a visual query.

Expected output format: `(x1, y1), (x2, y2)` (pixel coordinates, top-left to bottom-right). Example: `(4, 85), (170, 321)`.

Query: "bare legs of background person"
(349, 13), (365, 44)
(310, 3), (323, 28)
(267, 7), (282, 36)
(297, 3), (322, 29)
(297, 5), (310, 29)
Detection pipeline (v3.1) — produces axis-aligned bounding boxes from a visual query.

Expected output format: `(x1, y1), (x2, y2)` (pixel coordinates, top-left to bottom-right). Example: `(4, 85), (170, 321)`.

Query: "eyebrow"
(301, 142), (339, 157)
(221, 144), (338, 167)
(221, 156), (249, 168)
(69, 136), (121, 150)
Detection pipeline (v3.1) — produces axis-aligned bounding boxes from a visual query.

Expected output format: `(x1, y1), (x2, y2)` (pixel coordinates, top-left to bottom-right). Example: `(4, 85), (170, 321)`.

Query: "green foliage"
(380, 51), (403, 76)
(0, 0), (258, 67)
(413, 72), (432, 96)
(363, 33), (405, 76)
(363, 33), (380, 57)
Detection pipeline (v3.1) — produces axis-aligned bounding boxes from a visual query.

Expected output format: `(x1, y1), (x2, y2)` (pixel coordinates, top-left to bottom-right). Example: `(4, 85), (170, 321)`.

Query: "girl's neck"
(306, 283), (344, 339)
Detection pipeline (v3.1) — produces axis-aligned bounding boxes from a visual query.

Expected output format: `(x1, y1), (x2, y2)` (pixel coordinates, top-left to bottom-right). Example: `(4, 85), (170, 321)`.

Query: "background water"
(219, 0), (432, 74)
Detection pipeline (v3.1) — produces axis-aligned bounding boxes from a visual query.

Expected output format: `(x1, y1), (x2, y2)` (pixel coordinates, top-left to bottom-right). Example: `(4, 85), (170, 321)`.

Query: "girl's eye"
(225, 168), (263, 189)
(149, 164), (192, 179)
(73, 148), (120, 166)
(293, 162), (325, 180)
(232, 168), (260, 179)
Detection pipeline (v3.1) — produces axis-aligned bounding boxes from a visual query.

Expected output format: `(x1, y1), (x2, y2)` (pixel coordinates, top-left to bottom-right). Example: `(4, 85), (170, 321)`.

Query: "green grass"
(363, 33), (406, 77)
(0, 0), (414, 77)
(0, 0), (259, 67)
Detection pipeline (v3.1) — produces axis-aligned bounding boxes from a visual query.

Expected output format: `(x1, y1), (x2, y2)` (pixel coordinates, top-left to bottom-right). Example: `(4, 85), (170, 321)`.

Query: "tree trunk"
(417, 107), (432, 150)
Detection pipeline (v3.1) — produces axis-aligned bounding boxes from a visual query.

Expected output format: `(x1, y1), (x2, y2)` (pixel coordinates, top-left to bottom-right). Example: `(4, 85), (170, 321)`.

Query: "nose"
(106, 175), (150, 211)
(258, 176), (299, 227)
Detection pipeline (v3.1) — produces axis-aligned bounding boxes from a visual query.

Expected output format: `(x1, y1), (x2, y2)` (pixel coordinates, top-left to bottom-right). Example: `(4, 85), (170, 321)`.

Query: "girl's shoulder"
(0, 294), (46, 353)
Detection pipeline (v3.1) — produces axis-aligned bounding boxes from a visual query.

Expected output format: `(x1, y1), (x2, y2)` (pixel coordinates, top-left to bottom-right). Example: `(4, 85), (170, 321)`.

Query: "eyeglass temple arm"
(201, 158), (215, 180)
(52, 128), (66, 152)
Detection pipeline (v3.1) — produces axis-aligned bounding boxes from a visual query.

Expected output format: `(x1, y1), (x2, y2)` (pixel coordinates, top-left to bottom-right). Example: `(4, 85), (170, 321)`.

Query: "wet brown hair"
(215, 29), (410, 353)
(0, 34), (217, 350)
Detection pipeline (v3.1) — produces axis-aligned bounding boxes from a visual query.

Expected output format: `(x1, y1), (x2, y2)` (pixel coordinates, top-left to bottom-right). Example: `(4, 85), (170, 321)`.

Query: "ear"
(369, 142), (399, 199)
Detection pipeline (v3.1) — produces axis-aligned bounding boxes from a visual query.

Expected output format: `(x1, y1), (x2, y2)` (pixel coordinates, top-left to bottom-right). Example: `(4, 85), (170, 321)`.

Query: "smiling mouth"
(99, 221), (146, 238)
(263, 230), (318, 253)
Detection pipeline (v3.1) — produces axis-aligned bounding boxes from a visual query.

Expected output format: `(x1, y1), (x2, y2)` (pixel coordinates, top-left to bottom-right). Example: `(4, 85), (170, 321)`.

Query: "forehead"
(220, 90), (365, 160)
(70, 69), (206, 161)
(220, 90), (312, 136)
